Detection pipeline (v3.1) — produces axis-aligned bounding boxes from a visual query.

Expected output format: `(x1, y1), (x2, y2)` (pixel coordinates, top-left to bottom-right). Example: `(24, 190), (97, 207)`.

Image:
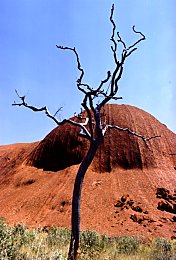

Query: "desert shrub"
(79, 230), (100, 259)
(115, 236), (140, 255)
(98, 234), (112, 250)
(79, 230), (114, 259)
(80, 230), (100, 250)
(46, 226), (70, 247)
(17, 227), (67, 259)
(0, 221), (22, 259)
(150, 238), (173, 260)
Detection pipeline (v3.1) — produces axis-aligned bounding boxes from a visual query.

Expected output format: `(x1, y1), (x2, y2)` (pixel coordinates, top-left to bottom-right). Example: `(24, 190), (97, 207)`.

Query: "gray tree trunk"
(67, 137), (102, 260)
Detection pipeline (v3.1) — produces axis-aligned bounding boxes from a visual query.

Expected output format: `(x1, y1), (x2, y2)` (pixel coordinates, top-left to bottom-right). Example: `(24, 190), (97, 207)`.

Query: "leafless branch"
(54, 107), (63, 117)
(56, 46), (84, 83)
(13, 90), (91, 140)
(96, 71), (111, 93)
(104, 124), (161, 141)
(125, 47), (138, 58)
(56, 45), (92, 95)
(117, 31), (127, 50)
(127, 25), (146, 51)
(110, 4), (118, 65)
(55, 5), (146, 134)
(99, 92), (122, 100)
(97, 7), (145, 111)
(81, 94), (94, 139)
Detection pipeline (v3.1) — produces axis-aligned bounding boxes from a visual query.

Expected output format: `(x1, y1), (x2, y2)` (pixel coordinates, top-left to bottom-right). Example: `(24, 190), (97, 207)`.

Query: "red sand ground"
(0, 104), (175, 239)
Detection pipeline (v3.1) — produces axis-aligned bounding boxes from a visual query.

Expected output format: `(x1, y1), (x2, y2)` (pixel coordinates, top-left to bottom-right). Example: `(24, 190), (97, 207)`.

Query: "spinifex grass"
(0, 219), (175, 259)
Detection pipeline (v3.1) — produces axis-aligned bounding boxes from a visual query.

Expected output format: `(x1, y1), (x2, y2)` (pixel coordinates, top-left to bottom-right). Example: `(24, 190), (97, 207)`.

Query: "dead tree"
(13, 4), (160, 260)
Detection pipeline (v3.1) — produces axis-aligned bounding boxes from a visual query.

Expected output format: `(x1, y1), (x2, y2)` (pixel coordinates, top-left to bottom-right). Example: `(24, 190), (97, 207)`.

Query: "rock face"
(27, 122), (85, 172)
(0, 104), (175, 239)
(27, 104), (176, 172)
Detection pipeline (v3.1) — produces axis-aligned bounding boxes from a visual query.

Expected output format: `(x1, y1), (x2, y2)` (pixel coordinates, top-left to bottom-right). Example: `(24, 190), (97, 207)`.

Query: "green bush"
(151, 238), (173, 260)
(46, 226), (70, 247)
(115, 236), (140, 255)
(0, 221), (21, 259)
(81, 230), (100, 250)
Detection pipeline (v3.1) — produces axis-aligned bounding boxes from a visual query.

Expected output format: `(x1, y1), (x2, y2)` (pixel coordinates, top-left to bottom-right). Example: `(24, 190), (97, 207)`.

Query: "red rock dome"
(27, 104), (176, 172)
(0, 104), (175, 238)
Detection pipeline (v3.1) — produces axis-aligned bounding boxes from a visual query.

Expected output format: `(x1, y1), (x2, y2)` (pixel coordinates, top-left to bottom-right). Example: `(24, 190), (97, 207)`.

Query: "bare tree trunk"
(67, 138), (101, 260)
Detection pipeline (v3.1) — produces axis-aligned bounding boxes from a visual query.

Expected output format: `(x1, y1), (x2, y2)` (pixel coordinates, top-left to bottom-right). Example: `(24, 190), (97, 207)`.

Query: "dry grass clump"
(0, 218), (175, 259)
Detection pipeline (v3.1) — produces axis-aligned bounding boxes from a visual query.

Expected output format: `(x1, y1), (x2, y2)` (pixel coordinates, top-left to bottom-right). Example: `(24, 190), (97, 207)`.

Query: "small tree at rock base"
(13, 4), (160, 260)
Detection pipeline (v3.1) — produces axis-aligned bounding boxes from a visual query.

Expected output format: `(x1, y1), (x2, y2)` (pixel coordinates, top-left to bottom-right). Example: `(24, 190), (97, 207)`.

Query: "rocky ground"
(0, 104), (175, 239)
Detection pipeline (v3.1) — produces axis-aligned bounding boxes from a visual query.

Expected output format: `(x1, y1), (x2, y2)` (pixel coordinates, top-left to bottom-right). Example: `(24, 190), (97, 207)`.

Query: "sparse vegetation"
(0, 219), (175, 259)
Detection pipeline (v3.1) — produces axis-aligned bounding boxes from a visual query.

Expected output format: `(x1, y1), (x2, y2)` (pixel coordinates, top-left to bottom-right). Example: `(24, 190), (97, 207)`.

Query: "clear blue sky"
(0, 0), (175, 145)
